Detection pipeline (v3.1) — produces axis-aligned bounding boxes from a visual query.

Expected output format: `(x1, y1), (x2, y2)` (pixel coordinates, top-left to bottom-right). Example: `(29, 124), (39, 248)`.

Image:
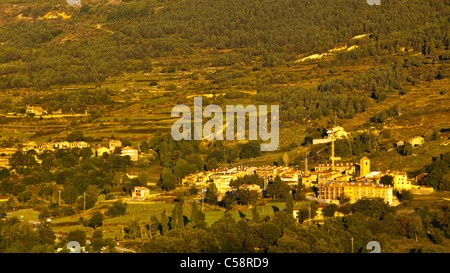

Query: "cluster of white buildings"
(90, 140), (139, 161)
(180, 153), (421, 205)
(182, 165), (300, 197)
(0, 139), (140, 168)
(299, 125), (422, 205)
(180, 154), (420, 207)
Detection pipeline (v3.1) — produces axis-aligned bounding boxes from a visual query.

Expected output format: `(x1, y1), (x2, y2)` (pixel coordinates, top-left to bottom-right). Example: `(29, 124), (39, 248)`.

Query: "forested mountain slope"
(0, 0), (448, 173)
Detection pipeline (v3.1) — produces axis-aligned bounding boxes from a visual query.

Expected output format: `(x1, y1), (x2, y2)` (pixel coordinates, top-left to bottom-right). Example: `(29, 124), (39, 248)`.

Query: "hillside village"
(176, 154), (432, 206)
(0, 138), (141, 169)
(0, 125), (433, 209)
(127, 125), (435, 211)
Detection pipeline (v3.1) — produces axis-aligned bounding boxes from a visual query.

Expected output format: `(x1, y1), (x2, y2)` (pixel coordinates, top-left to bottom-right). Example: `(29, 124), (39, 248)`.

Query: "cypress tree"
(285, 192), (294, 216)
(160, 209), (169, 235)
(251, 203), (260, 222)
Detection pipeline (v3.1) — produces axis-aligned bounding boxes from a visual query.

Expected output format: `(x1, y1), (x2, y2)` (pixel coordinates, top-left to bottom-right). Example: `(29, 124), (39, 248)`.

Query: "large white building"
(70, 141), (89, 149)
(26, 106), (47, 116)
(121, 146), (138, 161)
(318, 181), (393, 205)
(326, 126), (348, 139)
(132, 186), (150, 200)
(53, 141), (70, 149)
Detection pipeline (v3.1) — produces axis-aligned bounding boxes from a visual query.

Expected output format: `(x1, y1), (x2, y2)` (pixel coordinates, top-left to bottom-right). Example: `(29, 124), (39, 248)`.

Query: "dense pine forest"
(0, 0), (448, 90)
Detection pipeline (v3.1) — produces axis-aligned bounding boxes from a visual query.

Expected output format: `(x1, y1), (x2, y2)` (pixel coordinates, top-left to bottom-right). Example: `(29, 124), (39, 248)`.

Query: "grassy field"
(7, 209), (40, 222)
(7, 198), (312, 240)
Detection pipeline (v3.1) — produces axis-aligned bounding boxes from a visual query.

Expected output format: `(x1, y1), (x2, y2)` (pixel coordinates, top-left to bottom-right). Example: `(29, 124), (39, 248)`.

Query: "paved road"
(305, 195), (329, 203)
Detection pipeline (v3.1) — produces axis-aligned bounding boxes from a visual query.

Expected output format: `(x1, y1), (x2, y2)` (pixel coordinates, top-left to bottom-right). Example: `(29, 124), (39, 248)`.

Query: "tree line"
(135, 197), (450, 253)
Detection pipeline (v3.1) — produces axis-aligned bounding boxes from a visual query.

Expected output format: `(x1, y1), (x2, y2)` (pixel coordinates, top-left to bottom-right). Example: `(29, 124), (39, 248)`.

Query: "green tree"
(294, 180), (306, 201)
(148, 215), (160, 237)
(397, 214), (423, 241)
(62, 183), (77, 205)
(80, 147), (93, 160)
(159, 168), (177, 191)
(67, 130), (84, 142)
(209, 213), (244, 252)
(173, 159), (197, 180)
(160, 209), (170, 235)
(87, 212), (104, 229)
(439, 173), (450, 191)
(251, 204), (260, 222)
(91, 228), (105, 252)
(285, 193), (294, 216)
(190, 202), (206, 229)
(204, 183), (219, 205)
(77, 193), (96, 211)
(107, 200), (128, 217)
(66, 229), (86, 246)
(38, 207), (51, 222)
(190, 202), (199, 226)
(61, 153), (77, 168)
(239, 141), (261, 159)
(0, 168), (10, 180)
(351, 198), (393, 219)
(398, 190), (414, 204)
(380, 175), (394, 186)
(124, 220), (141, 239)
(171, 197), (185, 229)
(400, 142), (414, 156)
(37, 225), (56, 246)
(323, 204), (339, 218)
(267, 175), (290, 200)
(205, 158), (218, 171)
(236, 188), (259, 206)
(253, 221), (282, 251)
